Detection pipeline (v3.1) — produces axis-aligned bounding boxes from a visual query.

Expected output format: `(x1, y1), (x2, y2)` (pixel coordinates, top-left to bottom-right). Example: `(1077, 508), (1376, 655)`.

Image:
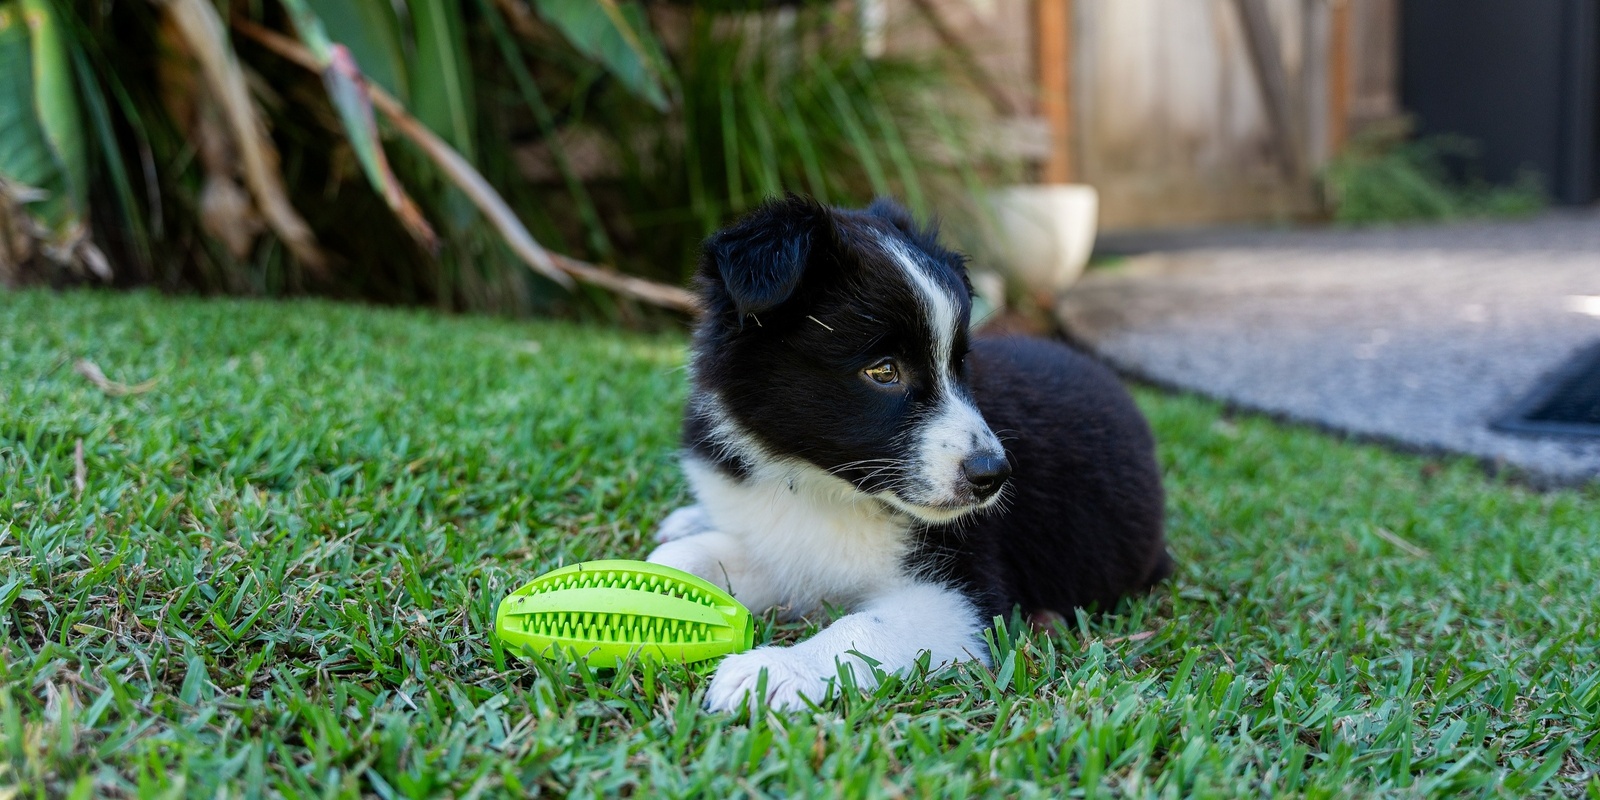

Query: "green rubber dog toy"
(494, 560), (755, 668)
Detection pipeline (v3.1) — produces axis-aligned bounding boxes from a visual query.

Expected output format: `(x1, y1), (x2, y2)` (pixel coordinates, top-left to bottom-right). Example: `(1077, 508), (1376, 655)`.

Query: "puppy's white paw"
(704, 647), (836, 713)
(655, 505), (712, 543)
(646, 536), (728, 588)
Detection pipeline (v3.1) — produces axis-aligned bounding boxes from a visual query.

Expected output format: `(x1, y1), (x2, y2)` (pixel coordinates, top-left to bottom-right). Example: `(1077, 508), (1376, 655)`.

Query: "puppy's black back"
(921, 336), (1171, 618)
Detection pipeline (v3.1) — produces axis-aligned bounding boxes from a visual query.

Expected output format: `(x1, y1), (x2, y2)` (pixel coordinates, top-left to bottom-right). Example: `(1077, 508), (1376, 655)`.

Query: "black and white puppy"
(649, 196), (1172, 712)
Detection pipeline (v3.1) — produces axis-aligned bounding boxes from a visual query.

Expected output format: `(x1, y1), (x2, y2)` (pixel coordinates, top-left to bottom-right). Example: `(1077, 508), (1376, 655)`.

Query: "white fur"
(883, 240), (959, 371)
(655, 504), (712, 543)
(702, 583), (988, 711)
(652, 448), (912, 618)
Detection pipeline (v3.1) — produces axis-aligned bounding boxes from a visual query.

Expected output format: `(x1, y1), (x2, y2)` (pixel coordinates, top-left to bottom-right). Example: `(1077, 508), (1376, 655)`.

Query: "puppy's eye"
(863, 359), (900, 386)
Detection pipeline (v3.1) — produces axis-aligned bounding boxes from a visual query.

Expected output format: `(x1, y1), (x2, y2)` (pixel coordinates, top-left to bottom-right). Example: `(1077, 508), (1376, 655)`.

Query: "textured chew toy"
(494, 560), (755, 668)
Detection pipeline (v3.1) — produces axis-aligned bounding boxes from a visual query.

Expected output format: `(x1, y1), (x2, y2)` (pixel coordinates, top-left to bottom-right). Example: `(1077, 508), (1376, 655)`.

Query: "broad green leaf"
(533, 0), (670, 111)
(0, 1), (75, 232)
(409, 0), (475, 162)
(305, 0), (409, 102)
(23, 0), (85, 212)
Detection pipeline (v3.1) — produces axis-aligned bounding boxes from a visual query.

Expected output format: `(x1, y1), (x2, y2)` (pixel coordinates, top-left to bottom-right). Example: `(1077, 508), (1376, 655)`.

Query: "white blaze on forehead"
(880, 238), (1004, 514)
(883, 240), (960, 374)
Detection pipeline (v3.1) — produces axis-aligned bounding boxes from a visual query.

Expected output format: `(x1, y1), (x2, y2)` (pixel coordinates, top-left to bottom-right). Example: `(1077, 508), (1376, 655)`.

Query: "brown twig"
(1373, 526), (1431, 559)
(493, 0), (541, 40)
(1105, 631), (1157, 645)
(75, 359), (159, 396)
(232, 18), (698, 314)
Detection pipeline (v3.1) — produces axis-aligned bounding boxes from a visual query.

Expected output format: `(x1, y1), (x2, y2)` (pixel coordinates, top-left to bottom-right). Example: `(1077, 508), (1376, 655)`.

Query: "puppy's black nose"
(960, 453), (1011, 501)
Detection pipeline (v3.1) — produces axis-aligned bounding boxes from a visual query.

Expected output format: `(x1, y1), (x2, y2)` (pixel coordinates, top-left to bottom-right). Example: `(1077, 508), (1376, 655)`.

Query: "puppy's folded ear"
(700, 195), (833, 321)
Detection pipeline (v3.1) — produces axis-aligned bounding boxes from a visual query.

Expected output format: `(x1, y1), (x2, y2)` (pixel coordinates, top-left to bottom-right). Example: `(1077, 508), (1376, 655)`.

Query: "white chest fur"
(679, 456), (914, 617)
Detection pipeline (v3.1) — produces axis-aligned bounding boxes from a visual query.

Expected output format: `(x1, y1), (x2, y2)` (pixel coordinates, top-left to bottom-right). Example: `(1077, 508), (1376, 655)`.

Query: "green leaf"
(68, 36), (149, 267)
(305, 0), (409, 102)
(409, 0), (475, 162)
(533, 0), (670, 111)
(279, 0), (437, 249)
(23, 0), (85, 211)
(0, 0), (83, 233)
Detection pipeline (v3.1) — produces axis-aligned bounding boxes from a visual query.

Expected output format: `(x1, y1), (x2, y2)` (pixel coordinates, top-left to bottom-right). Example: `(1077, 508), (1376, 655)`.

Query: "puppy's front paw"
(704, 648), (834, 713)
(655, 505), (712, 543)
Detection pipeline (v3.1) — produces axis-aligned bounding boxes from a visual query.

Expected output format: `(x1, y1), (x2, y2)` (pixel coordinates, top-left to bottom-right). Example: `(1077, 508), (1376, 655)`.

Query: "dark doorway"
(1402, 0), (1600, 205)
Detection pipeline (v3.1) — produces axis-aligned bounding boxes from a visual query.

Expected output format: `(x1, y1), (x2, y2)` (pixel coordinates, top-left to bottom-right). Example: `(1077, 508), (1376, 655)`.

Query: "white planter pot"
(984, 185), (1099, 297)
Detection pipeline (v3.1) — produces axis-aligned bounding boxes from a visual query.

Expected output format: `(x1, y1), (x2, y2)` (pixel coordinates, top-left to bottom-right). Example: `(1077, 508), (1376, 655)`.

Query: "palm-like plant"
(0, 0), (1001, 316)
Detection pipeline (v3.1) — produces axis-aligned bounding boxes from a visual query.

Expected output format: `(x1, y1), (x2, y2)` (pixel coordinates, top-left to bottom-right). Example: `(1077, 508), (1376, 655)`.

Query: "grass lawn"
(3, 289), (1598, 798)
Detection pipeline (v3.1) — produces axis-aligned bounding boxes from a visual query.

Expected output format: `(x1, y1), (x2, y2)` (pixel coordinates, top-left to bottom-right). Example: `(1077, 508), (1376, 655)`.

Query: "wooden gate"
(885, 0), (1401, 230)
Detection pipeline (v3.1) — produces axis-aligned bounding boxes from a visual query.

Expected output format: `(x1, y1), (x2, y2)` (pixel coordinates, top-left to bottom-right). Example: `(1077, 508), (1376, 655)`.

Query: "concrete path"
(1057, 209), (1600, 486)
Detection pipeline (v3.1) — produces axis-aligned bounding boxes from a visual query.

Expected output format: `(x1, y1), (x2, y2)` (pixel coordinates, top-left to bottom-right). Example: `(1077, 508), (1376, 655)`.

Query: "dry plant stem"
(73, 439), (86, 498)
(74, 359), (160, 395)
(233, 18), (699, 313)
(1373, 526), (1431, 559)
(493, 0), (540, 40)
(156, 0), (327, 274)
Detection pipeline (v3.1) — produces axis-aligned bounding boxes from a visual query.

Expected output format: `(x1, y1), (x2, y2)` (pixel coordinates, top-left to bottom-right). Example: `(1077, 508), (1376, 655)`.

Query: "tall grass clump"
(581, 6), (1003, 285)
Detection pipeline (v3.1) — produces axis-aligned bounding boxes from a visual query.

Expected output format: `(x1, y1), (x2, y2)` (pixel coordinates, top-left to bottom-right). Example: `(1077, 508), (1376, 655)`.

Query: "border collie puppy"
(649, 196), (1171, 712)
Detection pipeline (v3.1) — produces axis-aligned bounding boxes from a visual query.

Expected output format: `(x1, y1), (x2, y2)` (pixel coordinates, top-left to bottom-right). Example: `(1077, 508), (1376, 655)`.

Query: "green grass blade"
(68, 43), (148, 267)
(739, 78), (780, 199)
(717, 67), (741, 212)
(776, 89), (828, 203)
(856, 62), (924, 215)
(409, 0), (476, 162)
(809, 54), (888, 198)
(477, 0), (613, 259)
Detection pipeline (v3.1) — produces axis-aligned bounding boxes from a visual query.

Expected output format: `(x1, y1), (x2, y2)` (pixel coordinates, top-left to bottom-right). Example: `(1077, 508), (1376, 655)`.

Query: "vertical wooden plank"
(904, 0), (1021, 117)
(1349, 0), (1400, 127)
(1303, 0), (1331, 166)
(1232, 0), (1306, 181)
(1036, 0), (1076, 183)
(1328, 0), (1352, 153)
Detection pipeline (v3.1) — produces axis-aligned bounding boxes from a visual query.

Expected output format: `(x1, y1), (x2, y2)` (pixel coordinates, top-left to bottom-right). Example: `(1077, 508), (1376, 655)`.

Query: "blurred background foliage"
(1320, 120), (1546, 226)
(0, 0), (1009, 318)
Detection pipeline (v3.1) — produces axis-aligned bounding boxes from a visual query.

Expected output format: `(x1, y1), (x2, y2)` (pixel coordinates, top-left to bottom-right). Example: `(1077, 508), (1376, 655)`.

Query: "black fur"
(688, 195), (1171, 620)
(911, 337), (1173, 619)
